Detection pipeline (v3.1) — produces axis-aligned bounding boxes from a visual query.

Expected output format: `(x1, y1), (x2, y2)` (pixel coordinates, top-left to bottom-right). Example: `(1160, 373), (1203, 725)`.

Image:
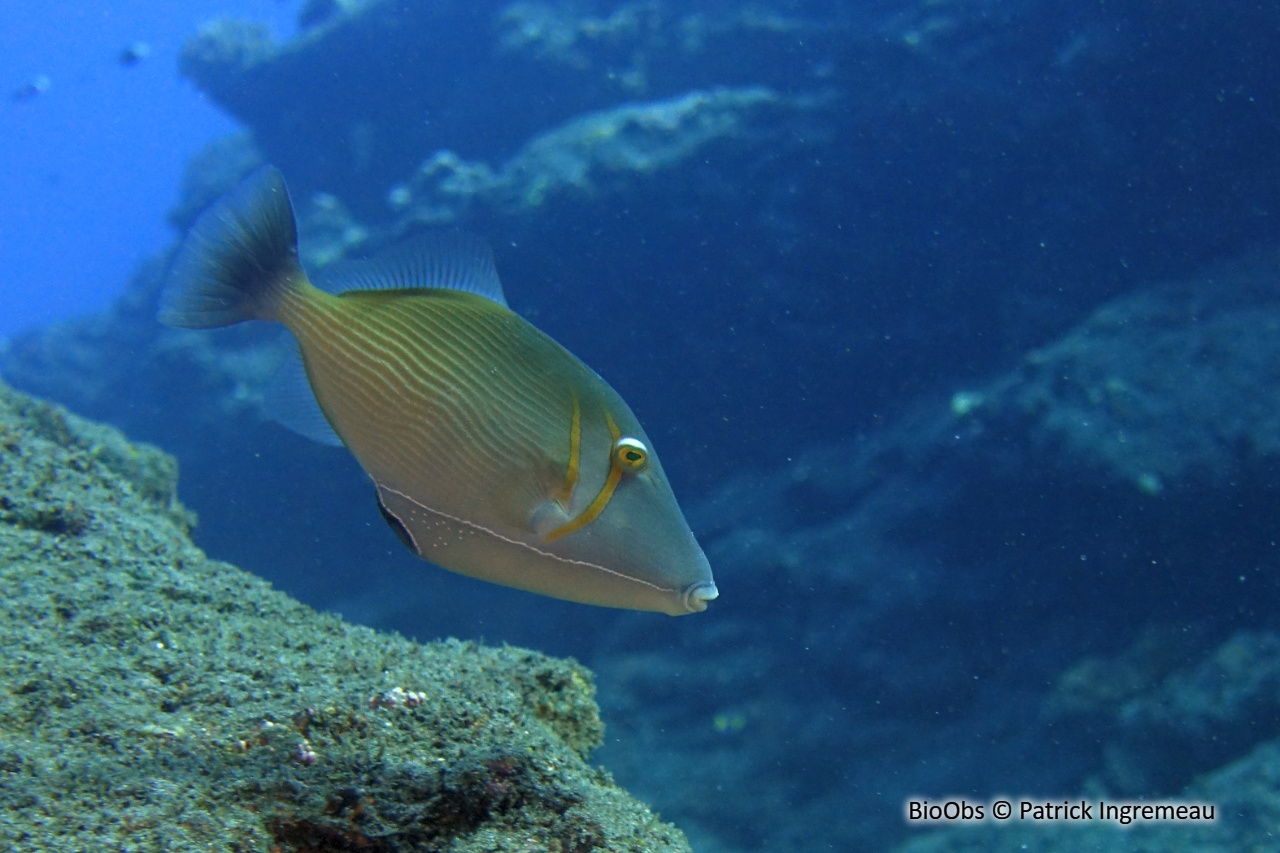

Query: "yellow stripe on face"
(557, 393), (581, 507)
(544, 409), (624, 542)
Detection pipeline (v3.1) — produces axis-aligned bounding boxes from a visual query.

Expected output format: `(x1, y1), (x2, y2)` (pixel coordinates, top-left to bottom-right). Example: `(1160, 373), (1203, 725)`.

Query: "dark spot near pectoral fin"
(376, 488), (419, 555)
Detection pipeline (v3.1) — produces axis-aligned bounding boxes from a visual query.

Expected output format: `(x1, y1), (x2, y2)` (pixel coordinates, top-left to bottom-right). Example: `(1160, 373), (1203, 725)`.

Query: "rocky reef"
(176, 1), (844, 220)
(0, 379), (688, 852)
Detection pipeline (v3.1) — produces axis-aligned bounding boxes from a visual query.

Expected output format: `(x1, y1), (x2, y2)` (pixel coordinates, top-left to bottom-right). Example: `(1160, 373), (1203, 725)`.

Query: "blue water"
(0, 0), (296, 338)
(5, 2), (1280, 851)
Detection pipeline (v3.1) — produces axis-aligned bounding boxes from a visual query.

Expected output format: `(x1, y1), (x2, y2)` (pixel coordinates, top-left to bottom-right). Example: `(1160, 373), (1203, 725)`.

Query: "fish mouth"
(681, 581), (719, 613)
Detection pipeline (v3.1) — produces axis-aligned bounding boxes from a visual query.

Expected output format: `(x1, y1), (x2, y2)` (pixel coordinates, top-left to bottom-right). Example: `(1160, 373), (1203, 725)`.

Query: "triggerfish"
(159, 166), (717, 616)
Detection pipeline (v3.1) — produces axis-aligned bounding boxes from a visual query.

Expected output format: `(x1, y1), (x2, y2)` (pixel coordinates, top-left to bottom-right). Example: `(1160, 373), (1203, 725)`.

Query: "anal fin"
(264, 342), (344, 446)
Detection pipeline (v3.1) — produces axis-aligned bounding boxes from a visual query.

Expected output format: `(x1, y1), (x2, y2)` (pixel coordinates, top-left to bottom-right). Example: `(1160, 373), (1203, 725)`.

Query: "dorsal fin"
(312, 231), (508, 307)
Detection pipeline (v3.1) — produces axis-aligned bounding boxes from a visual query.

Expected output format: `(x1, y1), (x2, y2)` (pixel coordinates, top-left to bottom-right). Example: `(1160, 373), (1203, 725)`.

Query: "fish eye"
(613, 437), (649, 472)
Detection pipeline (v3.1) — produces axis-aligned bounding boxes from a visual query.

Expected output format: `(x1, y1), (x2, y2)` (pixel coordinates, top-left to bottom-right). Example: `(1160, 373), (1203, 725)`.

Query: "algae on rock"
(0, 380), (689, 852)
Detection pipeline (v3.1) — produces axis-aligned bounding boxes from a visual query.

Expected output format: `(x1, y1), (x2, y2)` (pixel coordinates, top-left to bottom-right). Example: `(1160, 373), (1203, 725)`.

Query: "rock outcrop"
(0, 380), (689, 852)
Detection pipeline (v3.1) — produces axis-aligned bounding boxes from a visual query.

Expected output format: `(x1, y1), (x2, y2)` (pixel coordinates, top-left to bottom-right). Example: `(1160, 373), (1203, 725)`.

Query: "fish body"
(160, 167), (717, 616)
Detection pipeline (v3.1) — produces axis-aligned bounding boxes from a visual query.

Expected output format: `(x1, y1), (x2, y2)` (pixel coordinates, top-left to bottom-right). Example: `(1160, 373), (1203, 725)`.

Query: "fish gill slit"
(543, 406), (625, 542)
(557, 393), (581, 508)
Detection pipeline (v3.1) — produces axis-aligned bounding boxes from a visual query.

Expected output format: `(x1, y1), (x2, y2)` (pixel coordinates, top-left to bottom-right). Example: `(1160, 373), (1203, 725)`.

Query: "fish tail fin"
(158, 166), (303, 328)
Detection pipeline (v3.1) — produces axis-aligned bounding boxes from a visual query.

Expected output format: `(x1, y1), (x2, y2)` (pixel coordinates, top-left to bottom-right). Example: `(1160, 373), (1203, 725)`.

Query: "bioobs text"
(906, 800), (984, 821)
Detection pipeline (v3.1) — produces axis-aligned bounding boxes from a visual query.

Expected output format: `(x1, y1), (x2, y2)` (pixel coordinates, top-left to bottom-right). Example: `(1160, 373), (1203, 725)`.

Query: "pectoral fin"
(530, 498), (573, 538)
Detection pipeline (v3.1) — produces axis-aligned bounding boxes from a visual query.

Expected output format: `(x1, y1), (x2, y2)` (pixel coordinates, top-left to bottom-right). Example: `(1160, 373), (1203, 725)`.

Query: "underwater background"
(4, 1), (1280, 850)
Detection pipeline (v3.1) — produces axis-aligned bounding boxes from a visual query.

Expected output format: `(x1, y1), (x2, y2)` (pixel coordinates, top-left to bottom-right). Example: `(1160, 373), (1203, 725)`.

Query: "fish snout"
(681, 581), (719, 614)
